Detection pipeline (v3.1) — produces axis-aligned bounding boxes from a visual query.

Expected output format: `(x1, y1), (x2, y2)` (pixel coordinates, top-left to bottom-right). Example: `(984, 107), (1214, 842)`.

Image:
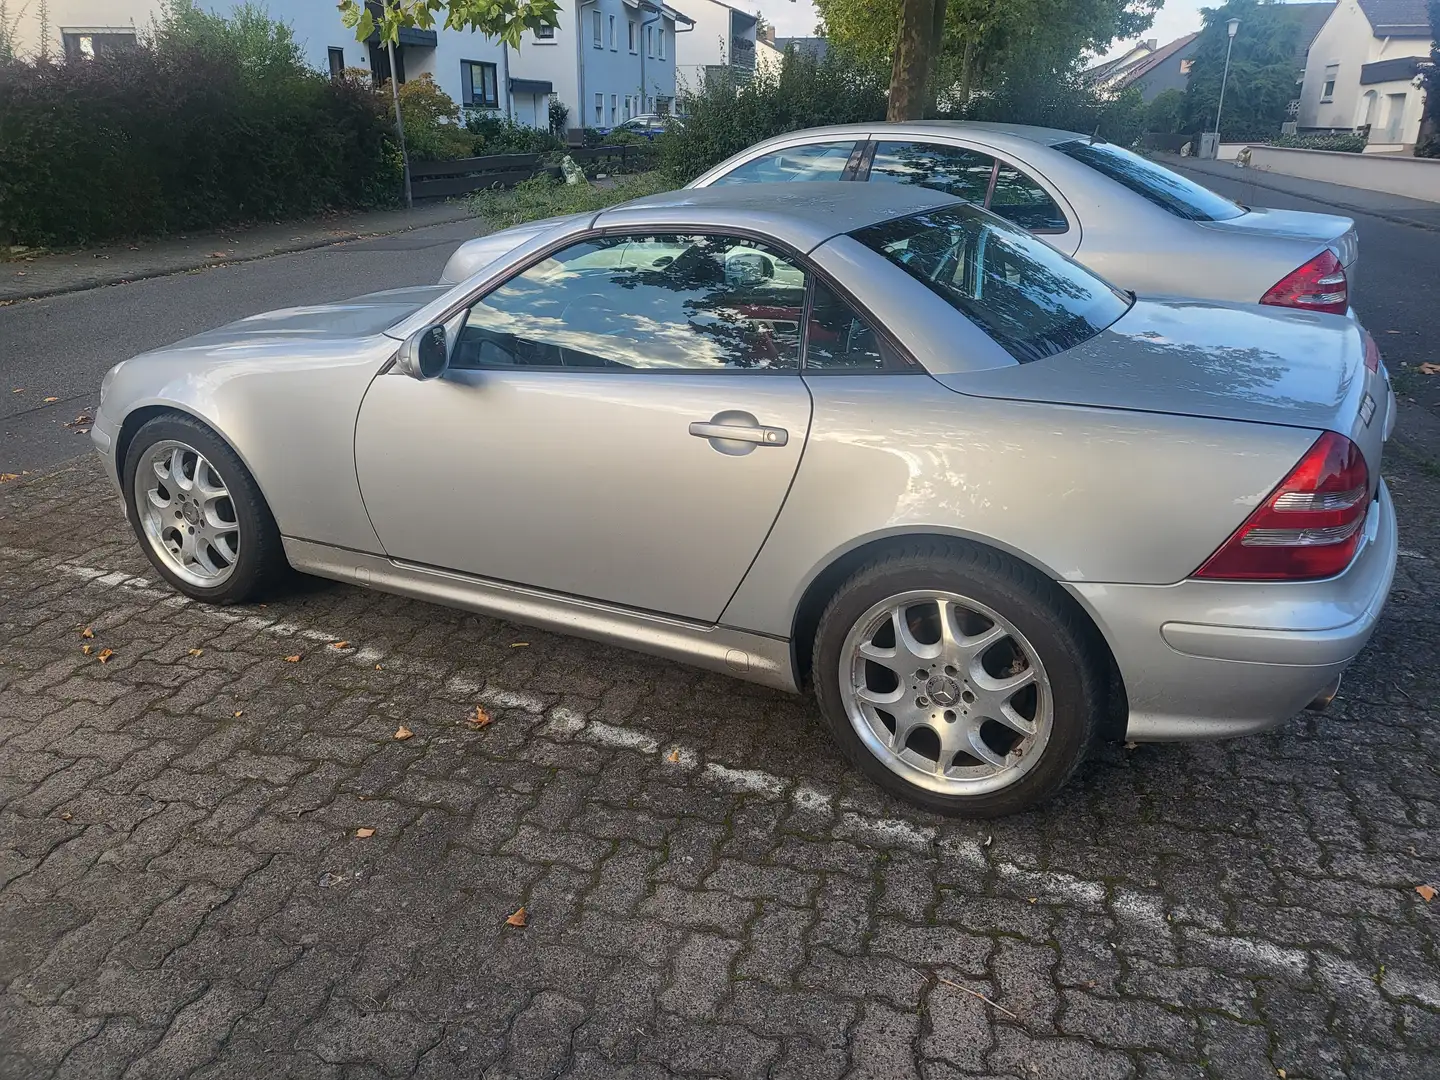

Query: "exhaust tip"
(1306, 675), (1342, 712)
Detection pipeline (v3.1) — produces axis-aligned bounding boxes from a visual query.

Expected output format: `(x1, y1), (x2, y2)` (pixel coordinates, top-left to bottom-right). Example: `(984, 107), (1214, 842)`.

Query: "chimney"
(764, 26), (775, 44)
(1143, 38), (1157, 50)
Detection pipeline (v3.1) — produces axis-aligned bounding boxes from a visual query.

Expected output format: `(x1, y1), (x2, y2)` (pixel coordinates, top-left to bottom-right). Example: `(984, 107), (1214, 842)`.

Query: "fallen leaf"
(97, 648), (113, 664)
(80, 627), (94, 638)
(43, 396), (58, 403)
(471, 705), (492, 728)
(1027, 897), (1037, 904)
(510, 642), (529, 648)
(394, 725), (414, 740)
(666, 748), (680, 764)
(283, 654), (301, 663)
(233, 710), (243, 717)
(330, 640), (350, 649)
(355, 827), (375, 838)
(1278, 1070), (1287, 1079)
(65, 413), (93, 426)
(505, 906), (527, 928)
(207, 251), (227, 258)
(0, 473), (20, 483)
(60, 811), (72, 820)
(188, 648), (204, 657)
(82, 644), (92, 655)
(10, 388), (21, 393)
(374, 664), (382, 670)
(73, 428), (90, 436)
(1417, 884), (1437, 902)
(983, 834), (993, 847)
(1124, 740), (1138, 750)
(1420, 362), (1440, 376)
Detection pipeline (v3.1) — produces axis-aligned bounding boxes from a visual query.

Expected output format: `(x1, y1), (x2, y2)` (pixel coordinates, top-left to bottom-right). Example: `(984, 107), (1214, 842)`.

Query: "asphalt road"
(0, 220), (484, 475)
(3, 174), (1438, 476)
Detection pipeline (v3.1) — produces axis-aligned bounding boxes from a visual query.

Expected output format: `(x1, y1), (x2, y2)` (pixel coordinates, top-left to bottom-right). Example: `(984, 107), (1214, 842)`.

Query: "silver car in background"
(444, 122), (1359, 319)
(94, 184), (1397, 817)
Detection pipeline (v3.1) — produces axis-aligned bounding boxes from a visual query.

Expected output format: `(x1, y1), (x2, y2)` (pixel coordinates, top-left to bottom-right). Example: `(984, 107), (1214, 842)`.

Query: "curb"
(1166, 160), (1440, 235)
(0, 205), (477, 305)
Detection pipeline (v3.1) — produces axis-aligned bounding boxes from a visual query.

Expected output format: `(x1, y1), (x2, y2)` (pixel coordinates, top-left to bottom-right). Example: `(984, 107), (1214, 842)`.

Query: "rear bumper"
(1067, 480), (1398, 741)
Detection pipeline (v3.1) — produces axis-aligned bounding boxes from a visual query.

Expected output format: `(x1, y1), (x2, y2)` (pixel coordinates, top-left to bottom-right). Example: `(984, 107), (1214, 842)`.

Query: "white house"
(1297, 0), (1433, 151)
(508, 0), (693, 132)
(674, 0), (758, 95)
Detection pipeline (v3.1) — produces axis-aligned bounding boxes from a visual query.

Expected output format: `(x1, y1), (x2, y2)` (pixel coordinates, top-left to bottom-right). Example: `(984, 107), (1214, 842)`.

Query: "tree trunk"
(887, 0), (936, 122)
(923, 0), (948, 117)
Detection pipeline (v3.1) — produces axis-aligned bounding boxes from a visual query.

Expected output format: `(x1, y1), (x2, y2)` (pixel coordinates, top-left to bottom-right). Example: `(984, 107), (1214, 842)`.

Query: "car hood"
(1198, 206), (1358, 267)
(938, 298), (1377, 442)
(160, 287), (451, 351)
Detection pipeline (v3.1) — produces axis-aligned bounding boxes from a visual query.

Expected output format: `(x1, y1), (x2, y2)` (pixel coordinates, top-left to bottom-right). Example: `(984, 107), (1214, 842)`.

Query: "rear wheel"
(123, 413), (287, 604)
(811, 541), (1104, 817)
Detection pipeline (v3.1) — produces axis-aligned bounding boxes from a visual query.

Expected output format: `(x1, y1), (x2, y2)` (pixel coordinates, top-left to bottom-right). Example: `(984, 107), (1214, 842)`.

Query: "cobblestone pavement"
(1, 449), (1437, 1080)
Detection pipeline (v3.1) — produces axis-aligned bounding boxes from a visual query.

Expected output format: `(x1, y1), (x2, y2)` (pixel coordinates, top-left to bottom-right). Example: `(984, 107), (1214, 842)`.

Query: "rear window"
(1053, 140), (1244, 222)
(852, 204), (1130, 364)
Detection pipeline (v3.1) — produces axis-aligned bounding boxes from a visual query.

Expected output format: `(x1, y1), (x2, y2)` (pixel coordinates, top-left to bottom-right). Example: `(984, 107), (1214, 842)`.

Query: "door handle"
(688, 421), (788, 447)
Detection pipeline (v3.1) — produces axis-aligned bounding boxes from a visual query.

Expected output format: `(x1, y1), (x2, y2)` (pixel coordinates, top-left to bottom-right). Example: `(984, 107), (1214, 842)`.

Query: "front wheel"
(811, 541), (1105, 817)
(122, 413), (287, 604)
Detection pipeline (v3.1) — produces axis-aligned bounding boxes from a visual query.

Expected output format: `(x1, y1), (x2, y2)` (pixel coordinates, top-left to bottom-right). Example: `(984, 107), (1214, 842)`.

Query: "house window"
(328, 46), (345, 79)
(62, 29), (136, 61)
(628, 21), (637, 52)
(1321, 64), (1338, 102)
(658, 28), (665, 60)
(536, 23), (555, 39)
(646, 25), (654, 57)
(608, 14), (616, 49)
(595, 92), (604, 123)
(624, 96), (632, 120)
(593, 10), (602, 47)
(1179, 58), (1192, 75)
(610, 94), (618, 123)
(463, 60), (500, 108)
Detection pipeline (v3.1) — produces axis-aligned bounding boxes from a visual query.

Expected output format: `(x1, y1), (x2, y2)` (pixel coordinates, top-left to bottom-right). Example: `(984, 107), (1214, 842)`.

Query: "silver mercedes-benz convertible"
(92, 183), (1398, 816)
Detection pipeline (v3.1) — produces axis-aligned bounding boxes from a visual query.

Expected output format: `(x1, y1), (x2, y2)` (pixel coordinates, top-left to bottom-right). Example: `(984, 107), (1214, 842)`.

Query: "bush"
(956, 76), (1146, 147)
(1145, 88), (1186, 135)
(661, 50), (886, 183)
(548, 96), (569, 137)
(1418, 135), (1440, 159)
(391, 73), (475, 161)
(464, 111), (563, 155)
(0, 1), (399, 246)
(1266, 133), (1366, 153)
(469, 171), (673, 230)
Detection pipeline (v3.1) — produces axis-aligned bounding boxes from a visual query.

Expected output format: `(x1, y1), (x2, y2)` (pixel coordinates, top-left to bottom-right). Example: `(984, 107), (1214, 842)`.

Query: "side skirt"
(282, 537), (800, 694)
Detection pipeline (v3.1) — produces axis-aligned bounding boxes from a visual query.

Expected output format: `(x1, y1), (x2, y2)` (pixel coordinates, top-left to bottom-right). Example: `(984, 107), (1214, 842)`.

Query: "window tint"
(804, 280), (897, 372)
(987, 163), (1068, 231)
(868, 141), (995, 203)
(711, 141), (858, 185)
(1053, 140), (1244, 222)
(454, 235), (807, 372)
(853, 205), (1130, 364)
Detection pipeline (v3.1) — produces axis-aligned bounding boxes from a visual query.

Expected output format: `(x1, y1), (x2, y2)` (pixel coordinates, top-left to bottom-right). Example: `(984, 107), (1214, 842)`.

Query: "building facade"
(1297, 0), (1432, 151)
(673, 0), (757, 96)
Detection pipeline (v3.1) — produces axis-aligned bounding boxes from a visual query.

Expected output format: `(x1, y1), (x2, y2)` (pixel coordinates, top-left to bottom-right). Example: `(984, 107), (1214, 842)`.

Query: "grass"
(468, 171), (674, 231)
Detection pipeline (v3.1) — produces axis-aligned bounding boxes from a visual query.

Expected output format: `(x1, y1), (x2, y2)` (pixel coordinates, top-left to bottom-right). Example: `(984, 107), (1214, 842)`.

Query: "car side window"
(987, 163), (1068, 232)
(803, 279), (903, 373)
(867, 141), (995, 204)
(709, 141), (859, 185)
(452, 234), (807, 372)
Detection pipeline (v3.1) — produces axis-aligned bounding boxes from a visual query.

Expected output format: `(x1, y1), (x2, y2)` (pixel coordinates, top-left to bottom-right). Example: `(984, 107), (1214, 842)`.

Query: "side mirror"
(396, 324), (449, 381)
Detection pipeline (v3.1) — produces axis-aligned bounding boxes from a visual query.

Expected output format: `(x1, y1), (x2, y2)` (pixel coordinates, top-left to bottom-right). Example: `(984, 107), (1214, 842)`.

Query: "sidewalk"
(0, 202), (475, 304)
(1162, 153), (1440, 232)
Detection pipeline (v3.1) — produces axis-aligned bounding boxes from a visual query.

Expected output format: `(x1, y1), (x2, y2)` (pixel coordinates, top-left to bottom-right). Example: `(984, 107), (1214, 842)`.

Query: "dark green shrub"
(661, 50), (886, 183)
(0, 3), (398, 246)
(956, 77), (1146, 147)
(1266, 132), (1366, 153)
(465, 111), (563, 155)
(1145, 88), (1186, 135)
(547, 96), (569, 137)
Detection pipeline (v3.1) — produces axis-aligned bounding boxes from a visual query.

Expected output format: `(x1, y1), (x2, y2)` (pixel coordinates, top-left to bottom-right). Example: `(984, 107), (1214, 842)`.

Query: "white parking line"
(9, 548), (1438, 1010)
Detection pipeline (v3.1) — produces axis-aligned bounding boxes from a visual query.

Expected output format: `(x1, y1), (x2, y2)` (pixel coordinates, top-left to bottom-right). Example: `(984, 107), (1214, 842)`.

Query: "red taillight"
(1194, 431), (1370, 581)
(1260, 250), (1348, 316)
(1363, 331), (1380, 373)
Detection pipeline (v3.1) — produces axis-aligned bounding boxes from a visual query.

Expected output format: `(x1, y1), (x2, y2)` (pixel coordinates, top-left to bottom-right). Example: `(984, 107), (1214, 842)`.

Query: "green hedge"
(0, 47), (399, 246)
(1265, 133), (1366, 153)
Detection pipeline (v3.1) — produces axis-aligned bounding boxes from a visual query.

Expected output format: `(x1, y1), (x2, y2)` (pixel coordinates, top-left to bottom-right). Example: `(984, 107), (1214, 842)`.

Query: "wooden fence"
(410, 144), (655, 201)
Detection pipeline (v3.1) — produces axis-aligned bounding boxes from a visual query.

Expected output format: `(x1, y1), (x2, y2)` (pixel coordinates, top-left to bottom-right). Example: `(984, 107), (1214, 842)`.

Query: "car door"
(860, 140), (1081, 256)
(353, 231), (813, 622)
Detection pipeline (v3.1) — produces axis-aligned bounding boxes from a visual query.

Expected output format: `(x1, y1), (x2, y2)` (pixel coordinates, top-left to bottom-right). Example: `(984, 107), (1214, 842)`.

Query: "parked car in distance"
(596, 112), (680, 139)
(95, 184), (1397, 817)
(445, 122), (1357, 319)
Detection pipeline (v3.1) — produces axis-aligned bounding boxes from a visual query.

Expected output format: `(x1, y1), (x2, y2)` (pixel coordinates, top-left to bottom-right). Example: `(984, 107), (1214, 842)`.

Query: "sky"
(749, 0), (1211, 61)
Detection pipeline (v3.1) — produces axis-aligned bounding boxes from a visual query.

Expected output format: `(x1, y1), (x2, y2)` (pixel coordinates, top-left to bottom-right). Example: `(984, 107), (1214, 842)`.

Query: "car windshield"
(1053, 140), (1245, 222)
(852, 204), (1131, 364)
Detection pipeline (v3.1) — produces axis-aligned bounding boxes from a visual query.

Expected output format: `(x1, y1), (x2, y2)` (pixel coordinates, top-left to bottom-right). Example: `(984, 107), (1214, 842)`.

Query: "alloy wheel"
(133, 440), (241, 588)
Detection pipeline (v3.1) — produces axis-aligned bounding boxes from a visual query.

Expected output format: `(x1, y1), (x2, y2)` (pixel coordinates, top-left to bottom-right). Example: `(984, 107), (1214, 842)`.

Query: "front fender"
(98, 338), (395, 555)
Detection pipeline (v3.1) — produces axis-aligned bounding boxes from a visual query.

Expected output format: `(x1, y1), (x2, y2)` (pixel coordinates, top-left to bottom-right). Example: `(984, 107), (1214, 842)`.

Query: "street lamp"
(1214, 17), (1241, 144)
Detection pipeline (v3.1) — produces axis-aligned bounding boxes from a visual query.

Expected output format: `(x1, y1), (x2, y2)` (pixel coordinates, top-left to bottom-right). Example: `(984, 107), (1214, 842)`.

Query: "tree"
(1418, 0), (1438, 153)
(815, 0), (1159, 119)
(339, 0), (563, 49)
(1182, 0), (1305, 140)
(1145, 87), (1186, 133)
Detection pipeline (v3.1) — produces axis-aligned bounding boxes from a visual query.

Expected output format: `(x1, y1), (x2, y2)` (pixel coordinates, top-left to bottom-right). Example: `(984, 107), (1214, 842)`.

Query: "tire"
(810, 539), (1105, 817)
(122, 413), (288, 604)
